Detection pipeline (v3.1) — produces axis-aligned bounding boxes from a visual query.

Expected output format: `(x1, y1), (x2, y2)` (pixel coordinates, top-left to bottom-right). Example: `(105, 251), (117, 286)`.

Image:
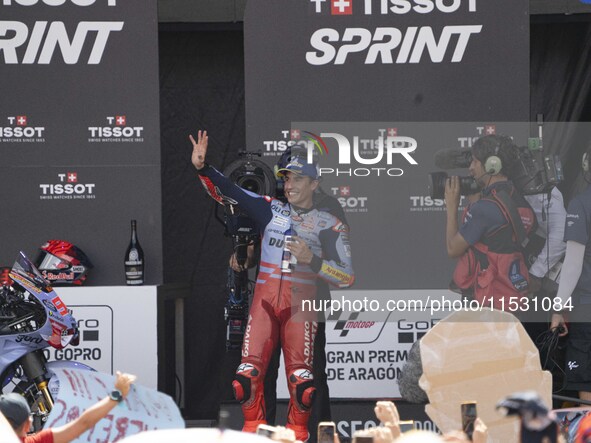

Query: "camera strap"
(489, 188), (528, 246)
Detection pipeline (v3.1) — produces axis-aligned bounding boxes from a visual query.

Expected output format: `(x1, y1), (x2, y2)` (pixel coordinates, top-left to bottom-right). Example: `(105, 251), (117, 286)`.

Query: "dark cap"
(0, 393), (30, 429)
(276, 157), (319, 180)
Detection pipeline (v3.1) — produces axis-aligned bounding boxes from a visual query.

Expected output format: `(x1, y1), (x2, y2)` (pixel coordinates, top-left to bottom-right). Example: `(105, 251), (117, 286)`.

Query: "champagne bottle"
(124, 220), (144, 285)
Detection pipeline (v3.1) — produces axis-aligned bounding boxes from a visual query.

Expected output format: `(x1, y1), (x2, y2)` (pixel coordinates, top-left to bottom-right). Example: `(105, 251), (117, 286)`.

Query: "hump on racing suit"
(452, 183), (537, 310)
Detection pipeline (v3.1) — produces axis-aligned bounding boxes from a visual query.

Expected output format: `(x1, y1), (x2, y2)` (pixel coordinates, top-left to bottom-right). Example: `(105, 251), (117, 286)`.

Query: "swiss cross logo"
(340, 186), (350, 197)
(67, 172), (77, 183)
(16, 116), (27, 126)
(387, 128), (397, 137)
(331, 0), (352, 15)
(115, 115), (126, 126)
(291, 129), (301, 140)
(485, 124), (496, 135)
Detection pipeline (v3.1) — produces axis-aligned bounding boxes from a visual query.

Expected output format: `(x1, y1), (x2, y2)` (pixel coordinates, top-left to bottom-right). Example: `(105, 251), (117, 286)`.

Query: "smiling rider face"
(282, 171), (318, 209)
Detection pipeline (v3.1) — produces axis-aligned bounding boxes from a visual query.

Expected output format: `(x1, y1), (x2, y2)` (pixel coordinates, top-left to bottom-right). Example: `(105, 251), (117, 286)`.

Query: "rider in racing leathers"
(191, 130), (354, 440)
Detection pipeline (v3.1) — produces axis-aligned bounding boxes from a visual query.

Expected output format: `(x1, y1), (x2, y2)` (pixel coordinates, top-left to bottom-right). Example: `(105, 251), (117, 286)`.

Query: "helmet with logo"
(34, 240), (93, 286)
(275, 144), (308, 174)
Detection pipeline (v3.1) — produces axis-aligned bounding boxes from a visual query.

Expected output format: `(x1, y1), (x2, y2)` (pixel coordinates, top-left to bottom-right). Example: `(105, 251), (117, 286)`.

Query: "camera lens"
(428, 172), (480, 199)
(224, 158), (277, 197)
(237, 174), (264, 195)
(428, 172), (447, 199)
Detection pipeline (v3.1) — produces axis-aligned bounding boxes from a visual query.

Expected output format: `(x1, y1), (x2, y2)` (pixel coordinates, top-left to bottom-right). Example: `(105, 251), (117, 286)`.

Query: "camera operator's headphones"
(484, 145), (502, 176)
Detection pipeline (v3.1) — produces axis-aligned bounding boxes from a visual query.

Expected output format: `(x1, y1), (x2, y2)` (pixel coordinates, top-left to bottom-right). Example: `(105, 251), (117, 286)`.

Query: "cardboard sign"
(419, 309), (552, 443)
(46, 368), (184, 443)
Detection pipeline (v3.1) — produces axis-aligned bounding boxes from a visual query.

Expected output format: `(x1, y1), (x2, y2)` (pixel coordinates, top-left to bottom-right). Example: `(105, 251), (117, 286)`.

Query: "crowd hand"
(444, 176), (461, 210)
(442, 430), (469, 442)
(287, 236), (314, 265)
(189, 130), (208, 170)
(471, 418), (488, 443)
(374, 401), (400, 425)
(114, 371), (137, 398)
(374, 401), (401, 438)
(550, 313), (568, 337)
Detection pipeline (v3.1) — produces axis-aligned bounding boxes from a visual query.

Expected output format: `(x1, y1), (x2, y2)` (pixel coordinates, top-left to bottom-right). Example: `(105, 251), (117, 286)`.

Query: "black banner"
(0, 0), (162, 285)
(244, 0), (529, 290)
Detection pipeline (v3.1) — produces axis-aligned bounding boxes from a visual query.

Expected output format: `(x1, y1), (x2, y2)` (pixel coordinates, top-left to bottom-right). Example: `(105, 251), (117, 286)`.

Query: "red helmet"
(34, 240), (93, 285)
(0, 266), (13, 287)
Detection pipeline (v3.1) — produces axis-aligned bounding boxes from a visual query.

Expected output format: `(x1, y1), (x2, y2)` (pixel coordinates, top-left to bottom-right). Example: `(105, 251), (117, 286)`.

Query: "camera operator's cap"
(276, 157), (320, 180)
(0, 393), (31, 428)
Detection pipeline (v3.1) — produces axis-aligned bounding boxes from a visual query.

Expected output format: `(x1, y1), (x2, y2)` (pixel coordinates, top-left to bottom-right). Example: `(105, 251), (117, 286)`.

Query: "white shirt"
(524, 187), (567, 279)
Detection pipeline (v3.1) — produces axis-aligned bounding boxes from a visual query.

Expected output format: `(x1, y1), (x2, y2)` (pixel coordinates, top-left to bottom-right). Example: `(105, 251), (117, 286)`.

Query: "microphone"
(472, 171), (489, 182)
(434, 148), (472, 170)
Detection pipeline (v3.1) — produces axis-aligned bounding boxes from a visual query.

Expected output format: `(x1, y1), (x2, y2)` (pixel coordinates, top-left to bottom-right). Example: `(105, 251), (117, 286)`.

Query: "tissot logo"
(88, 115), (144, 143)
(0, 115), (46, 142)
(310, 0), (477, 15)
(457, 124), (497, 148)
(331, 186), (368, 213)
(39, 172), (96, 200)
(263, 129), (305, 156)
(409, 195), (445, 212)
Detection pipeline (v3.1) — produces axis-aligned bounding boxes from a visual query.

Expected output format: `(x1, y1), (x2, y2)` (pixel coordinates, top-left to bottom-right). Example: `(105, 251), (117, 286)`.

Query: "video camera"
(428, 137), (563, 200)
(218, 151), (276, 350)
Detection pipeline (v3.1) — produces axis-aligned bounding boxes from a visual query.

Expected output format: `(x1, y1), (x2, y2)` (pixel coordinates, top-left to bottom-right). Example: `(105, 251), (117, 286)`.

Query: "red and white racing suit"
(198, 165), (354, 439)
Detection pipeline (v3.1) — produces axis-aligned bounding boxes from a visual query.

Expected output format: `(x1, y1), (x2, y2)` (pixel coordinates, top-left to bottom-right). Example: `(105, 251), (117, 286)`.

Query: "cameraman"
(190, 131), (353, 441)
(445, 135), (537, 310)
